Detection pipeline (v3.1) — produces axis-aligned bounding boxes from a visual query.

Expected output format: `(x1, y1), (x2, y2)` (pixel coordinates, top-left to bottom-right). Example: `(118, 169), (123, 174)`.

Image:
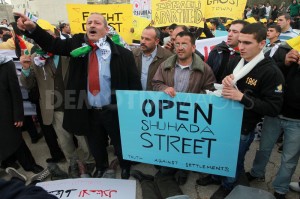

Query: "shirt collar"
(282, 27), (293, 33)
(142, 46), (158, 59)
(175, 62), (193, 70)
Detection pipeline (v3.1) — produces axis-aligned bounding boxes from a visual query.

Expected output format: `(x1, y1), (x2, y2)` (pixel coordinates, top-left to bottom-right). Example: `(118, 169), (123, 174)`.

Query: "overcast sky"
(5, 0), (11, 4)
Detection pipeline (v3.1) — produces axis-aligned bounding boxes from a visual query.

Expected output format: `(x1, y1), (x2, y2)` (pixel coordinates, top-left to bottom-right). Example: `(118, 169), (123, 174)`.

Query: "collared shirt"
(174, 63), (191, 92)
(87, 41), (112, 107)
(279, 27), (299, 42)
(141, 46), (157, 90)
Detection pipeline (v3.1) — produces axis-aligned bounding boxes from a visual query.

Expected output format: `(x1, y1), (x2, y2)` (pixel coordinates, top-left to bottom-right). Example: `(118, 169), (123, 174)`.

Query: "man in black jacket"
(15, 12), (142, 179)
(198, 23), (285, 199)
(206, 20), (249, 83)
(246, 44), (300, 199)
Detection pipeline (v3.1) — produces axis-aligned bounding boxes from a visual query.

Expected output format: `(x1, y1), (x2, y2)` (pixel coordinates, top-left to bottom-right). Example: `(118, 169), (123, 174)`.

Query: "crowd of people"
(0, 1), (299, 198)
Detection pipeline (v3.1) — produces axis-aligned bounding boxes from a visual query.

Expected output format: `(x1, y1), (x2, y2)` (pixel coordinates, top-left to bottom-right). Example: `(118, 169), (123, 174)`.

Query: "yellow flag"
(286, 35), (300, 52)
(245, 17), (257, 24)
(37, 19), (56, 32)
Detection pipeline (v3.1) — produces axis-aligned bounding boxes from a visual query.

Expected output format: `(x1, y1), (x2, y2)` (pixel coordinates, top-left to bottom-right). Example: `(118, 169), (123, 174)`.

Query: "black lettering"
(141, 120), (149, 131)
(108, 23), (122, 32)
(182, 138), (192, 154)
(194, 139), (204, 154)
(194, 103), (213, 125)
(159, 100), (174, 119)
(82, 23), (86, 31)
(82, 12), (89, 21)
(169, 136), (180, 152)
(141, 132), (153, 148)
(177, 102), (190, 121)
(155, 134), (166, 150)
(142, 99), (155, 117)
(114, 13), (122, 20)
(202, 138), (217, 158)
(106, 13), (114, 21)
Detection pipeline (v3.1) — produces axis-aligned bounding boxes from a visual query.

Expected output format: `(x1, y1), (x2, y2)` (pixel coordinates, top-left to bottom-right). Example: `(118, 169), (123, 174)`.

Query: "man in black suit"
(15, 12), (142, 179)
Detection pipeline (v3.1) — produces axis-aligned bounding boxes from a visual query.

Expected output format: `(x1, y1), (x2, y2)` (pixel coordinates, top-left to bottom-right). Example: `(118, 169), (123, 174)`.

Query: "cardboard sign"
(66, 4), (133, 44)
(37, 178), (136, 199)
(117, 91), (244, 177)
(151, 0), (247, 27)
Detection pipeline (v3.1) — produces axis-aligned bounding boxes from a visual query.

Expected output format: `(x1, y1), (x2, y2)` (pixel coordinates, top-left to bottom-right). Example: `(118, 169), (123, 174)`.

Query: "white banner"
(196, 36), (227, 61)
(37, 178), (136, 199)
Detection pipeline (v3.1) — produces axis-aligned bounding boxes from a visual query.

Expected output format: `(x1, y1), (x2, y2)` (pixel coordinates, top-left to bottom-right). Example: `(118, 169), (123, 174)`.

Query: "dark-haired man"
(198, 23), (285, 199)
(264, 24), (282, 57)
(139, 31), (215, 199)
(277, 13), (299, 42)
(206, 20), (249, 83)
(133, 26), (172, 91)
(247, 40), (300, 199)
(59, 23), (71, 39)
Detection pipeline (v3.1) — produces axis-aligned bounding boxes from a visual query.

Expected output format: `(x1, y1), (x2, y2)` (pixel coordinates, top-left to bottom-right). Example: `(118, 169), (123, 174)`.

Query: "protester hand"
(284, 49), (299, 66)
(164, 87), (176, 97)
(164, 40), (174, 52)
(222, 74), (235, 87)
(14, 121), (23, 127)
(13, 12), (36, 32)
(222, 86), (243, 101)
(20, 53), (31, 70)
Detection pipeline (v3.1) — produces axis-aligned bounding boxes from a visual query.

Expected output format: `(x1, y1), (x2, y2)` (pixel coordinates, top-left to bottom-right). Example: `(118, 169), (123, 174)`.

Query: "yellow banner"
(287, 35), (300, 52)
(205, 0), (246, 19)
(132, 16), (151, 41)
(66, 4), (133, 43)
(151, 0), (247, 27)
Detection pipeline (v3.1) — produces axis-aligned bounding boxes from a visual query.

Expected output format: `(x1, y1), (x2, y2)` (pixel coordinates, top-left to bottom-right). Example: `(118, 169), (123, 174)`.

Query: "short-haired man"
(59, 23), (71, 39)
(206, 20), (249, 83)
(151, 31), (215, 196)
(16, 12), (142, 179)
(163, 23), (177, 45)
(164, 25), (205, 61)
(263, 24), (282, 57)
(132, 26), (172, 91)
(198, 23), (284, 199)
(277, 13), (299, 41)
(246, 40), (300, 199)
(0, 27), (10, 43)
(153, 31), (215, 99)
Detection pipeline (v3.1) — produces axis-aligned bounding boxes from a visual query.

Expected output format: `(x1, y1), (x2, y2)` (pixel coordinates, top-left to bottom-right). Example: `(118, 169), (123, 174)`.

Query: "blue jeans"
(212, 132), (255, 190)
(250, 116), (282, 178)
(273, 118), (300, 194)
(250, 116), (300, 194)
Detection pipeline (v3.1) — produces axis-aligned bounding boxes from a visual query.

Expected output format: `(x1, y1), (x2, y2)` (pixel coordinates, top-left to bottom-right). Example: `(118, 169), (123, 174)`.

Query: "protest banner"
(132, 16), (151, 41)
(66, 4), (133, 43)
(37, 178), (136, 199)
(131, 0), (152, 19)
(196, 36), (227, 61)
(117, 91), (244, 177)
(152, 0), (204, 27)
(151, 0), (247, 27)
(205, 0), (246, 19)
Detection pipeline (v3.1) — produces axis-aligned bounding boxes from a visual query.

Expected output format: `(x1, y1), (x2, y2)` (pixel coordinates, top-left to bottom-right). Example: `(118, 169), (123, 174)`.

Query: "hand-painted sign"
(37, 178), (136, 199)
(66, 4), (133, 43)
(117, 91), (244, 177)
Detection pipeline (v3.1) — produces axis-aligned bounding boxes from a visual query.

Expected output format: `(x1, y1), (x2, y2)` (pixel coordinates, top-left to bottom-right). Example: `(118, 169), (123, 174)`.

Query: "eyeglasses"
(174, 43), (188, 49)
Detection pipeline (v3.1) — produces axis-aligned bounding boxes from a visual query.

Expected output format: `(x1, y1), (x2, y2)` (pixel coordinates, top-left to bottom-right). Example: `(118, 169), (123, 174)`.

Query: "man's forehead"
(87, 14), (104, 21)
(239, 33), (255, 40)
(229, 24), (243, 31)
